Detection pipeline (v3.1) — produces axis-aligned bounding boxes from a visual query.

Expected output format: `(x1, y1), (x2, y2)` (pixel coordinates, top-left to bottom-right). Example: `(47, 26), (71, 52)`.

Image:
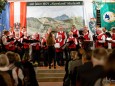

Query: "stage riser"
(37, 77), (64, 82)
(37, 70), (65, 73)
(36, 69), (65, 82)
(37, 73), (65, 77)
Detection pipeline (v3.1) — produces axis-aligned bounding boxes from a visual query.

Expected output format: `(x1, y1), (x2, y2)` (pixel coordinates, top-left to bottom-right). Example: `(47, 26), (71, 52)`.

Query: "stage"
(35, 66), (65, 86)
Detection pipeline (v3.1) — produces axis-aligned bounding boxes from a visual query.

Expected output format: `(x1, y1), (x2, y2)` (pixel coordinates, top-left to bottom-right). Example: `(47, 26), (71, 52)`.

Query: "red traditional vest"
(68, 37), (76, 49)
(20, 31), (23, 38)
(58, 31), (66, 40)
(84, 33), (90, 40)
(4, 37), (15, 51)
(71, 29), (78, 38)
(112, 33), (115, 48)
(104, 33), (108, 47)
(96, 34), (105, 48)
(55, 39), (64, 52)
(36, 34), (40, 40)
(35, 43), (40, 50)
(23, 37), (30, 49)
(32, 39), (40, 51)
(42, 38), (48, 49)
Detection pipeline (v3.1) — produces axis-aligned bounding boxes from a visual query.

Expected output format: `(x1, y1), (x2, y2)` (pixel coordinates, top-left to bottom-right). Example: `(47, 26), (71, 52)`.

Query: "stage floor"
(35, 66), (65, 84)
(39, 82), (63, 86)
(37, 66), (65, 70)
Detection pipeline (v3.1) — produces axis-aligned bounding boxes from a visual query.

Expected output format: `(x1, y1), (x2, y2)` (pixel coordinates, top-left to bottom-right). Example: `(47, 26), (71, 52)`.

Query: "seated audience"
(68, 51), (82, 86)
(68, 51), (82, 74)
(78, 48), (85, 59)
(22, 53), (39, 86)
(63, 48), (85, 86)
(0, 54), (14, 86)
(14, 53), (23, 69)
(95, 49), (115, 86)
(6, 51), (24, 86)
(76, 48), (108, 86)
(76, 50), (93, 86)
(14, 53), (24, 86)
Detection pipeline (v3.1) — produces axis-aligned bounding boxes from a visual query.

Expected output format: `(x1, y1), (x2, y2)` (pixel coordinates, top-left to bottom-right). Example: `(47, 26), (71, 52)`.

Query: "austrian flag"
(10, 2), (27, 29)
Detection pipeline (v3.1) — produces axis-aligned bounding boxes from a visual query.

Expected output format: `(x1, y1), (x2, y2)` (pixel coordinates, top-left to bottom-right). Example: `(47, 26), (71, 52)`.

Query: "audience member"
(14, 53), (24, 86)
(76, 48), (108, 86)
(22, 53), (39, 86)
(76, 50), (93, 86)
(69, 51), (82, 86)
(95, 49), (115, 86)
(0, 54), (14, 86)
(68, 51), (82, 74)
(6, 51), (24, 86)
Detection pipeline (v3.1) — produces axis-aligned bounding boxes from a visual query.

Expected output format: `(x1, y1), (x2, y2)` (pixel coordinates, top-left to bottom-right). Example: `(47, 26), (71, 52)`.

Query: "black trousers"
(48, 46), (56, 67)
(15, 48), (24, 60)
(23, 48), (29, 60)
(56, 52), (64, 66)
(43, 49), (48, 66)
(32, 50), (40, 64)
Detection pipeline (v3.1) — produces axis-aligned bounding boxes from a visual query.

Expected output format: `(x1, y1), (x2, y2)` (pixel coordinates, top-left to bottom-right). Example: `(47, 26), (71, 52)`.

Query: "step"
(35, 67), (65, 82)
(37, 69), (65, 73)
(37, 73), (65, 77)
(39, 82), (63, 86)
(37, 77), (64, 82)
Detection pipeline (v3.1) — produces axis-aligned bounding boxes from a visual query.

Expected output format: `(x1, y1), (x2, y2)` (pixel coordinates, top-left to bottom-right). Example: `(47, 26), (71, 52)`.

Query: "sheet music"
(106, 37), (112, 41)
(55, 43), (60, 48)
(108, 43), (111, 49)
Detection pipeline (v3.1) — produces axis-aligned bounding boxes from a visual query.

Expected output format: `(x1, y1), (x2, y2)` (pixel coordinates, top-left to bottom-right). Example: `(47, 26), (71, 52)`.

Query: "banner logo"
(103, 11), (115, 23)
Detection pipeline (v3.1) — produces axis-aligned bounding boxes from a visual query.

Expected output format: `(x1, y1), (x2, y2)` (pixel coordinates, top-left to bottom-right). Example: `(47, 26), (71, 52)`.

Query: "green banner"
(101, 3), (115, 30)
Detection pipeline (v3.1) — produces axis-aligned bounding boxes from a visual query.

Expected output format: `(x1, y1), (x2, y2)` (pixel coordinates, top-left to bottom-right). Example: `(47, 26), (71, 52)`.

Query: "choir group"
(0, 25), (115, 67)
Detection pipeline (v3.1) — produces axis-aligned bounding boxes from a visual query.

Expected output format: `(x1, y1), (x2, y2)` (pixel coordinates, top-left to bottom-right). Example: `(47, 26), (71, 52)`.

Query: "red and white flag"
(10, 2), (27, 32)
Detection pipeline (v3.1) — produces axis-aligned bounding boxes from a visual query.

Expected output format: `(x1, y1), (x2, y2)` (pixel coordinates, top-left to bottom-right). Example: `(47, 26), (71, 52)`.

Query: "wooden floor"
(35, 66), (65, 85)
(35, 66), (64, 86)
(37, 66), (65, 70)
(39, 82), (63, 86)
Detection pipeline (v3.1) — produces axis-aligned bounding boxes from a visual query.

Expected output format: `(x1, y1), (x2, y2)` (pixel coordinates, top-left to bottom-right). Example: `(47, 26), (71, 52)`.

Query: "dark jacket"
(77, 64), (105, 86)
(70, 62), (93, 86)
(22, 61), (39, 86)
(0, 71), (14, 86)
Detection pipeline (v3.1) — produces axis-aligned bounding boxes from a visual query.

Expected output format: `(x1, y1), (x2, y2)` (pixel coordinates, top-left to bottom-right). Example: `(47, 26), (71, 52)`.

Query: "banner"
(101, 3), (115, 30)
(27, 1), (84, 35)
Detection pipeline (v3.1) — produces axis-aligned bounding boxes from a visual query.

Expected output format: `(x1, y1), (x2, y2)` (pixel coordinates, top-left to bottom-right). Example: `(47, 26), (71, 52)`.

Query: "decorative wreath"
(0, 0), (7, 13)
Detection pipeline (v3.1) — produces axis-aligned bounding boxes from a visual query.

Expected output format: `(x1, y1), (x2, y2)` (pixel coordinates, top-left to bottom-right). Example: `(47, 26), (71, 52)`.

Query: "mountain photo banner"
(101, 3), (115, 30)
(27, 1), (84, 35)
